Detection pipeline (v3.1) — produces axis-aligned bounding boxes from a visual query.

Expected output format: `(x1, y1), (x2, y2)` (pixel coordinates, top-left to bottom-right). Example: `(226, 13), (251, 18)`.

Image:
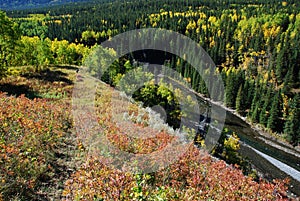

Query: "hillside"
(0, 0), (91, 10)
(0, 0), (300, 199)
(0, 66), (289, 200)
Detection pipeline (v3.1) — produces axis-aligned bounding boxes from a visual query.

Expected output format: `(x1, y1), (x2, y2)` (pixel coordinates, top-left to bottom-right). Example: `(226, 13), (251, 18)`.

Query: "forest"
(3, 0), (300, 146)
(0, 0), (299, 200)
(0, 0), (91, 10)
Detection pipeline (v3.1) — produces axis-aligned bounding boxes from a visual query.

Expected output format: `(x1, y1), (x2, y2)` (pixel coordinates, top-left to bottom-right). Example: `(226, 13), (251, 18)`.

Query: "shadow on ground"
(22, 68), (74, 85)
(56, 65), (79, 71)
(0, 83), (41, 99)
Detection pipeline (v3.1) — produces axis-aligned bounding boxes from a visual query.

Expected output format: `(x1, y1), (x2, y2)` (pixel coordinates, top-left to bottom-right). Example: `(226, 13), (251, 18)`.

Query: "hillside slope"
(0, 0), (91, 10)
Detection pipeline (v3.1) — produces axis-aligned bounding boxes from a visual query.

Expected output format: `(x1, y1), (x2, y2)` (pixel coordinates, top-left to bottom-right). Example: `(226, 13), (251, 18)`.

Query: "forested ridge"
(0, 0), (300, 199)
(4, 0), (300, 146)
(0, 0), (91, 10)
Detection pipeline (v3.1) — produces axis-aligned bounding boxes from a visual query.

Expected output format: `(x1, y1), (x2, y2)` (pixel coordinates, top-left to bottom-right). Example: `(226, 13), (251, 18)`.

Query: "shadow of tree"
(56, 65), (79, 71)
(0, 83), (41, 99)
(22, 68), (73, 85)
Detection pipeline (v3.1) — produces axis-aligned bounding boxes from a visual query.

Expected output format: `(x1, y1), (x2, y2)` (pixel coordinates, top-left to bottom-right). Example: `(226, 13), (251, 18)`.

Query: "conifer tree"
(259, 86), (272, 126)
(235, 85), (246, 115)
(251, 105), (260, 123)
(225, 72), (236, 108)
(267, 90), (281, 131)
(244, 79), (254, 111)
(284, 94), (300, 146)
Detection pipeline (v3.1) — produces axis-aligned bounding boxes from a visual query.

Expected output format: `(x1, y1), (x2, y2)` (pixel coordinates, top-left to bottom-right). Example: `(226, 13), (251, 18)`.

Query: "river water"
(198, 100), (300, 196)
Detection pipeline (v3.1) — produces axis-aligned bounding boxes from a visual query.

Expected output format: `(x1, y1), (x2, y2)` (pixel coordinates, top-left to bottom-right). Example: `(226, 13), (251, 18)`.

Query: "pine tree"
(244, 79), (254, 111)
(191, 67), (198, 89)
(275, 53), (283, 85)
(259, 105), (268, 126)
(225, 72), (236, 108)
(283, 68), (293, 93)
(248, 81), (262, 120)
(235, 85), (246, 115)
(259, 87), (272, 126)
(251, 104), (260, 123)
(284, 94), (300, 146)
(267, 90), (281, 131)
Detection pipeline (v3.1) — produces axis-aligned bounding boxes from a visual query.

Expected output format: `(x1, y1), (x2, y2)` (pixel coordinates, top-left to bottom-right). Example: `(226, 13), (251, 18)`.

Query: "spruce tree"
(225, 72), (236, 108)
(236, 85), (246, 115)
(259, 87), (272, 126)
(267, 90), (281, 131)
(275, 49), (284, 85)
(284, 94), (300, 146)
(244, 79), (254, 111)
(251, 104), (260, 123)
(248, 81), (261, 120)
(259, 105), (268, 126)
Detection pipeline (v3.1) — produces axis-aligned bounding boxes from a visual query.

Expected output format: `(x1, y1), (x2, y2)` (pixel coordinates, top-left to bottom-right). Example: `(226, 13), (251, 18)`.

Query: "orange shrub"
(0, 93), (71, 198)
(63, 82), (290, 200)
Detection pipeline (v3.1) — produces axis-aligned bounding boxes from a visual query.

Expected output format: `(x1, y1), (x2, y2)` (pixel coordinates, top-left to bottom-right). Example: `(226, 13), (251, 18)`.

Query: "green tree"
(36, 38), (53, 71)
(244, 79), (254, 111)
(20, 36), (39, 66)
(251, 104), (260, 123)
(0, 11), (21, 76)
(259, 87), (272, 126)
(259, 105), (268, 126)
(84, 45), (117, 79)
(275, 48), (284, 84)
(267, 90), (281, 131)
(225, 71), (236, 108)
(81, 30), (97, 46)
(236, 84), (247, 115)
(284, 94), (300, 146)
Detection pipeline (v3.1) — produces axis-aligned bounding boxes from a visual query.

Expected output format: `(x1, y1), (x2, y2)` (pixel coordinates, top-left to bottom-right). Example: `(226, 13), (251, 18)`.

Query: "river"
(142, 62), (300, 196)
(77, 65), (300, 196)
(196, 98), (300, 196)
